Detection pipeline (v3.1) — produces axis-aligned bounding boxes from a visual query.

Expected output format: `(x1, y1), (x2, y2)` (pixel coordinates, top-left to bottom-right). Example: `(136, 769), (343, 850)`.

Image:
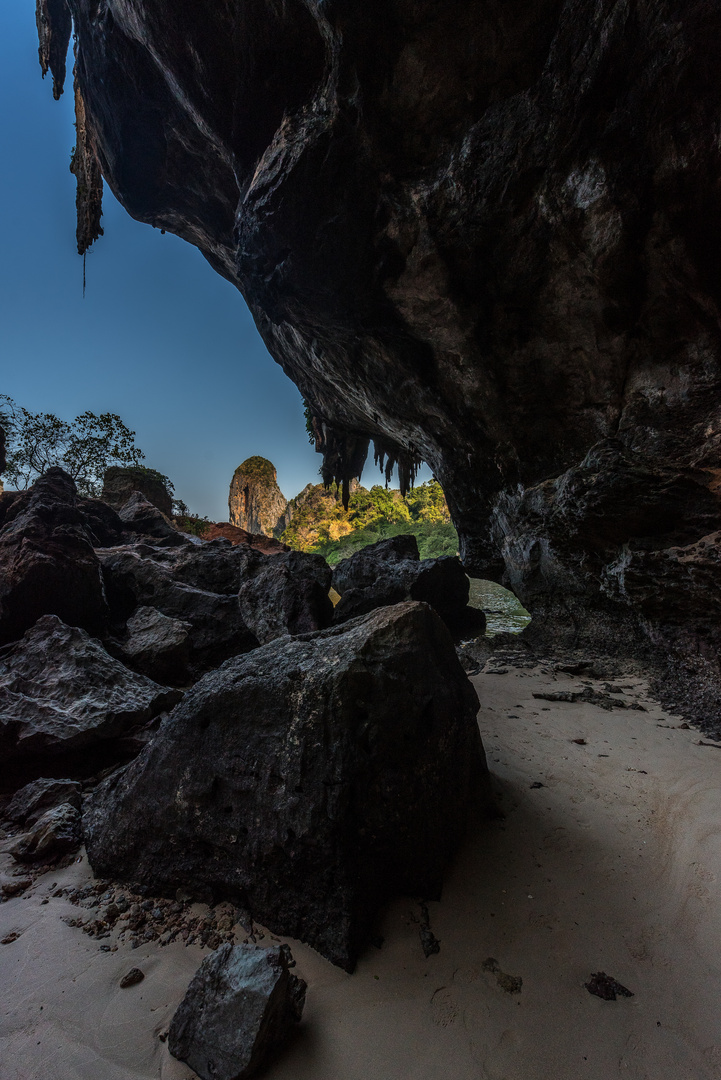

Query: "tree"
(0, 395), (145, 497)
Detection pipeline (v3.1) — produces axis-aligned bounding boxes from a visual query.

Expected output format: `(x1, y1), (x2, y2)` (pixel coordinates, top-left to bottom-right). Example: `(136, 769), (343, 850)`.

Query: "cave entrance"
(467, 579), (531, 637)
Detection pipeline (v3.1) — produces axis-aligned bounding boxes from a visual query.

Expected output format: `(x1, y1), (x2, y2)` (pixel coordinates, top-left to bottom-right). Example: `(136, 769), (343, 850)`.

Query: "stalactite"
(373, 438), (422, 498)
(70, 76), (104, 257)
(308, 413), (369, 509)
(35, 0), (72, 100)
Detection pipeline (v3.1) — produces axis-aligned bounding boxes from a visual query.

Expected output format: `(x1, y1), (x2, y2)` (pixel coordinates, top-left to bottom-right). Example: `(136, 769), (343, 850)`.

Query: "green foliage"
(281, 478), (456, 563)
(0, 395), (144, 497)
(175, 513), (212, 538)
(302, 401), (316, 445)
(234, 456), (277, 484)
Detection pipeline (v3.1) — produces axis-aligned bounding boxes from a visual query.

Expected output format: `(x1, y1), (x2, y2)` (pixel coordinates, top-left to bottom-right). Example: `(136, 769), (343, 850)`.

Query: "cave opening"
(467, 578), (531, 636)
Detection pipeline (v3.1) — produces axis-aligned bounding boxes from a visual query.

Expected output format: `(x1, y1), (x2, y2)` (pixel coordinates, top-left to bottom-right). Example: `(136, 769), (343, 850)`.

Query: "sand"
(2, 662), (721, 1080)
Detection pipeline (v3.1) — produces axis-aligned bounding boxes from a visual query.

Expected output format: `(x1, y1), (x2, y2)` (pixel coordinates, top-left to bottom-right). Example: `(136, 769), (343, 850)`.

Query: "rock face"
(102, 467), (173, 517)
(0, 468), (108, 645)
(169, 943), (306, 1080)
(229, 458), (287, 538)
(201, 523), (289, 555)
(0, 615), (180, 761)
(99, 540), (259, 678)
(61, 0), (721, 720)
(333, 535), (485, 638)
(237, 548), (333, 644)
(83, 601), (486, 970)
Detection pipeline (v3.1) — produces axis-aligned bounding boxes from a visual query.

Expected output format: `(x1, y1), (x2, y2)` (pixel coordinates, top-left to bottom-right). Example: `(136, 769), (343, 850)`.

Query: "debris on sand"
(585, 972), (634, 1000)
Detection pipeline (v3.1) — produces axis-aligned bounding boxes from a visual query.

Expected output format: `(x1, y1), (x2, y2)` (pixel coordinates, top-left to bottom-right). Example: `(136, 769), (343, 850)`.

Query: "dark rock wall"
(57, 2), (721, 715)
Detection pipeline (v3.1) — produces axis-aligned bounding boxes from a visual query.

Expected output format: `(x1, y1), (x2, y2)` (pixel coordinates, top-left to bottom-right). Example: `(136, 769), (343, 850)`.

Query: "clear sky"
(0, 1), (430, 519)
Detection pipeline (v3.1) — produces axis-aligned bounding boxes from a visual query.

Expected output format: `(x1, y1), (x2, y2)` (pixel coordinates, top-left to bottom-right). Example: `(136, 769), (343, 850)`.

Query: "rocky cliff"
(229, 457), (287, 538)
(42, 0), (721, 719)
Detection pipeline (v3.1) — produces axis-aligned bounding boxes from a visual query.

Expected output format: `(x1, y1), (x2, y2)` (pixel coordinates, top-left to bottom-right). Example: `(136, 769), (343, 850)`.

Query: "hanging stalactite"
(70, 74), (104, 258)
(35, 0), (72, 100)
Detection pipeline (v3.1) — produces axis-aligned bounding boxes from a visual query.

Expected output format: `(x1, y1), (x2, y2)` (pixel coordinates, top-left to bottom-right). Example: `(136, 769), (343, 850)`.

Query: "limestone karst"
(228, 456), (288, 538)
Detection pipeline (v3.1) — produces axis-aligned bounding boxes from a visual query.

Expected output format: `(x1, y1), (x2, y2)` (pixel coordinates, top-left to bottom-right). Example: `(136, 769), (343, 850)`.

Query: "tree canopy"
(0, 395), (146, 497)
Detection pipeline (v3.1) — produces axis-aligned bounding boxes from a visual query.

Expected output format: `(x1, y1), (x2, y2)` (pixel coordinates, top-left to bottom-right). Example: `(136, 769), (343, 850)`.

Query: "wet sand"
(2, 662), (720, 1080)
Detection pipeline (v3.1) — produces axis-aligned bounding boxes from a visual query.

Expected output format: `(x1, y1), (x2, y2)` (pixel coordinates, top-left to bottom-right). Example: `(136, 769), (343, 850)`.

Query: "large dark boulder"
(237, 548), (333, 644)
(102, 466), (173, 517)
(118, 491), (184, 546)
(0, 614), (180, 761)
(59, 0), (721, 721)
(169, 943), (306, 1080)
(100, 542), (259, 677)
(120, 605), (191, 685)
(83, 601), (486, 971)
(333, 535), (485, 637)
(0, 468), (108, 645)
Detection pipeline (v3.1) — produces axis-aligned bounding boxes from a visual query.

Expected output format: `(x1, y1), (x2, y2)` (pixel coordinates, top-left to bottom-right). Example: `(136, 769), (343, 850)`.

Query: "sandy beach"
(2, 660), (720, 1080)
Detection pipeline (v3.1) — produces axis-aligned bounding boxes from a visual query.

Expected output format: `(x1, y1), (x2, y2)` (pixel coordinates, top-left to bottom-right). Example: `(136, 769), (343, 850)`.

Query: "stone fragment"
(0, 468), (108, 645)
(118, 491), (184, 545)
(100, 544), (258, 676)
(237, 548), (333, 643)
(332, 535), (485, 637)
(0, 875), (32, 898)
(9, 803), (81, 862)
(103, 466), (173, 517)
(119, 967), (145, 988)
(121, 606), (191, 684)
(168, 943), (306, 1080)
(84, 601), (487, 970)
(0, 615), (181, 761)
(5, 778), (82, 825)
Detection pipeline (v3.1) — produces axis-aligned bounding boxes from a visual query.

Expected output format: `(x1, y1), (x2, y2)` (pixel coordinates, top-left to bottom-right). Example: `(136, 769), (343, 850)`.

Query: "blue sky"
(0, 1), (430, 518)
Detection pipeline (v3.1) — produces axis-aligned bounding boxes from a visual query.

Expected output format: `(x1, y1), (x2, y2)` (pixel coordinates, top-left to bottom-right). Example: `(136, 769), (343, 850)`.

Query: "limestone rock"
(121, 606), (191, 685)
(201, 522), (289, 555)
(228, 458), (287, 538)
(9, 803), (81, 863)
(5, 778), (82, 826)
(333, 535), (486, 638)
(237, 548), (333, 644)
(102, 466), (173, 517)
(0, 468), (108, 645)
(0, 614), (181, 761)
(83, 601), (486, 970)
(169, 943), (306, 1080)
(100, 542), (259, 676)
(63, 0), (721, 722)
(118, 491), (184, 546)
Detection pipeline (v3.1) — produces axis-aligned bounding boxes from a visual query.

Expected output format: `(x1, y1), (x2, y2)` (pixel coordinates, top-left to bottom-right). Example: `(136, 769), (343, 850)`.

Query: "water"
(467, 578), (531, 637)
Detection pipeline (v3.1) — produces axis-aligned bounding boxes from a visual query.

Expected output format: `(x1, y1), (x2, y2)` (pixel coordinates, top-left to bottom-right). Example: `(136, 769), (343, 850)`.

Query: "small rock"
(5, 778), (82, 826)
(169, 943), (306, 1080)
(0, 875), (32, 899)
(1, 932), (21, 944)
(119, 968), (145, 988)
(585, 971), (634, 1001)
(530, 781), (544, 789)
(9, 804), (81, 863)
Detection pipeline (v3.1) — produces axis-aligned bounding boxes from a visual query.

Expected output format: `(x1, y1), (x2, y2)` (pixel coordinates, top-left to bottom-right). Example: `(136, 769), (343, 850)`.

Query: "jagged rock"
(5, 778), (82, 825)
(333, 535), (485, 637)
(83, 601), (486, 970)
(237, 548), (333, 644)
(168, 943), (306, 1080)
(0, 468), (108, 645)
(228, 458), (287, 538)
(121, 606), (191, 685)
(78, 497), (125, 547)
(102, 466), (173, 517)
(118, 491), (184, 545)
(201, 523), (289, 555)
(9, 803), (81, 863)
(0, 615), (181, 761)
(62, 0), (721, 724)
(100, 543), (259, 676)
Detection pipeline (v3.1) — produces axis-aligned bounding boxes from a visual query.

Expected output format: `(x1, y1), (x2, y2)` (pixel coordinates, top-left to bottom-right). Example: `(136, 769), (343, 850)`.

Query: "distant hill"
(280, 480), (458, 565)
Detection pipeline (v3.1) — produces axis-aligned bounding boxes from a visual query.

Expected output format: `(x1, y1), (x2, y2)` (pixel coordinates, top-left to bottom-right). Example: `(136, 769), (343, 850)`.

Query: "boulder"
(102, 466), (173, 517)
(5, 777), (82, 825)
(0, 468), (108, 645)
(237, 548), (333, 644)
(169, 943), (306, 1080)
(201, 523), (289, 555)
(0, 615), (181, 761)
(100, 543), (258, 676)
(83, 601), (486, 970)
(77, 497), (125, 547)
(118, 491), (184, 545)
(9, 803), (81, 862)
(120, 606), (191, 685)
(333, 535), (485, 637)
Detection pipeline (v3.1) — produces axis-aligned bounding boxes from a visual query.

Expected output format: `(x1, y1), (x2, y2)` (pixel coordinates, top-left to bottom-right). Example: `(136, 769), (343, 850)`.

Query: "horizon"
(0, 0), (431, 521)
